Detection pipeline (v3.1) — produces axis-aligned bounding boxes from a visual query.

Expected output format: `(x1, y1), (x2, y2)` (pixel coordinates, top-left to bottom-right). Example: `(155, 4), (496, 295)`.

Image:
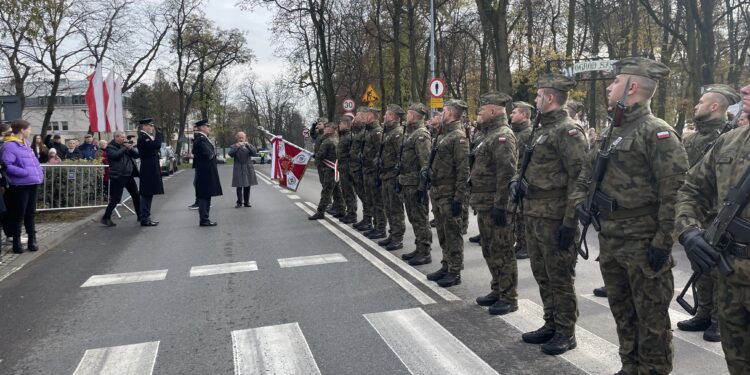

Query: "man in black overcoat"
(137, 117), (164, 226)
(192, 119), (222, 226)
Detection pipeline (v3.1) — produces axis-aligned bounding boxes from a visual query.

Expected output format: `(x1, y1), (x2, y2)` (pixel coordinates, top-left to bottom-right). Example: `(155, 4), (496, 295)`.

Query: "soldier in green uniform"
(509, 101), (534, 260)
(467, 118), (484, 245)
(351, 109), (373, 231)
(471, 92), (519, 315)
(427, 111), (442, 230)
(510, 74), (587, 355)
(361, 107), (387, 239)
(337, 114), (358, 224)
(313, 117), (327, 186)
(378, 104), (407, 250)
(676, 84), (740, 342)
(675, 82), (750, 374)
(309, 122), (343, 220)
(572, 58), (688, 374)
(425, 100), (470, 287)
(399, 103), (434, 265)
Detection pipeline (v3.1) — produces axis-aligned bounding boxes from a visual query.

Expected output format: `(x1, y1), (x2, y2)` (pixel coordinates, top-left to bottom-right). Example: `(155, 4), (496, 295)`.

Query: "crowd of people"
(308, 56), (749, 374)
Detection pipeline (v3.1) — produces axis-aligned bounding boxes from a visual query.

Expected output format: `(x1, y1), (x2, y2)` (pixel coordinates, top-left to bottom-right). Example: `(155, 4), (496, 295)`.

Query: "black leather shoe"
(437, 273), (461, 287)
(385, 242), (403, 251)
(401, 250), (419, 260)
(408, 255), (431, 266)
(489, 299), (518, 315)
(677, 315), (711, 332)
(475, 293), (499, 307)
(200, 221), (218, 227)
(541, 333), (577, 355)
(522, 325), (556, 344)
(378, 237), (393, 247)
(244, 203), (252, 207)
(27, 233), (39, 252)
(235, 203), (242, 208)
(308, 212), (325, 220)
(100, 218), (116, 227)
(141, 220), (159, 227)
(188, 203), (199, 210)
(593, 286), (608, 297)
(469, 234), (481, 243)
(367, 230), (386, 239)
(12, 237), (23, 254)
(427, 264), (448, 281)
(703, 322), (721, 342)
(515, 247), (529, 260)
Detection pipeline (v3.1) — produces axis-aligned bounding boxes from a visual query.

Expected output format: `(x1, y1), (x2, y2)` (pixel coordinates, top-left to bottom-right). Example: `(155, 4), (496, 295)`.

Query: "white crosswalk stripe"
(365, 308), (498, 375)
(81, 270), (168, 288)
(278, 253), (347, 268)
(232, 323), (321, 375)
(73, 341), (159, 375)
(497, 299), (621, 374)
(189, 261), (258, 277)
(288, 194), (301, 200)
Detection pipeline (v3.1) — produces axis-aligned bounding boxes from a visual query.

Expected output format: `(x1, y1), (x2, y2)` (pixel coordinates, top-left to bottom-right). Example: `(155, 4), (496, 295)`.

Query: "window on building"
(50, 121), (58, 131)
(38, 97), (47, 106)
(72, 95), (85, 105)
(61, 121), (69, 131)
(55, 96), (65, 105)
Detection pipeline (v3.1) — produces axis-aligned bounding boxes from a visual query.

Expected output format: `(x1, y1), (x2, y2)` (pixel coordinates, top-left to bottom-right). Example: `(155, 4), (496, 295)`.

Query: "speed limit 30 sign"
(342, 98), (355, 112)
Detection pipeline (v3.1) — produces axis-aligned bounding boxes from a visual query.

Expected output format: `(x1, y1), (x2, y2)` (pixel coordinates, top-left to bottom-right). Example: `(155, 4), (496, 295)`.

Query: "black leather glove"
(490, 207), (507, 226)
(557, 226), (576, 251)
(679, 228), (720, 273)
(575, 203), (591, 226)
(415, 189), (427, 204)
(450, 198), (462, 217)
(509, 180), (521, 204)
(647, 246), (670, 272)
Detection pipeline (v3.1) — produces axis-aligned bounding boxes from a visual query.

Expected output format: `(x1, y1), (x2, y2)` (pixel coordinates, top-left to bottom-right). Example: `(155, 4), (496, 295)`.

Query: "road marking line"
(296, 202), (435, 305)
(280, 190), (291, 194)
(189, 261), (258, 277)
(288, 194), (301, 200)
(580, 294), (725, 358)
(81, 270), (168, 288)
(498, 299), (621, 374)
(303, 201), (460, 302)
(278, 253), (347, 268)
(365, 308), (498, 375)
(232, 322), (321, 375)
(255, 172), (272, 184)
(73, 341), (159, 375)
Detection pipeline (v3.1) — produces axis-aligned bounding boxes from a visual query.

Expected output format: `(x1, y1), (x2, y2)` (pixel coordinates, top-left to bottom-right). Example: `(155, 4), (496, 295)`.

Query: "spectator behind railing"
(79, 134), (98, 160)
(1, 119), (44, 254)
(0, 122), (10, 262)
(60, 139), (82, 160)
(46, 148), (62, 164)
(32, 134), (49, 163)
(96, 140), (108, 160)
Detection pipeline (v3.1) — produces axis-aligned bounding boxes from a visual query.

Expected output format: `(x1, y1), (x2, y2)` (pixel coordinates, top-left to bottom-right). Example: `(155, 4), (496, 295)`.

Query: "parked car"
(251, 149), (271, 164)
(159, 144), (177, 175)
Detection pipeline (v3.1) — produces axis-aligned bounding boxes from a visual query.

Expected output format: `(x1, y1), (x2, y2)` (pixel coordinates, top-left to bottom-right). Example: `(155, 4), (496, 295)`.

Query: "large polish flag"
(104, 72), (125, 131)
(85, 63), (107, 132)
(271, 135), (312, 191)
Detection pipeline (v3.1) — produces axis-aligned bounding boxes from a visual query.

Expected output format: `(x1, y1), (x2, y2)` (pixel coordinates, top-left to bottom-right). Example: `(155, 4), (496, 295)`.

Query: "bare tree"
(0, 1), (37, 110)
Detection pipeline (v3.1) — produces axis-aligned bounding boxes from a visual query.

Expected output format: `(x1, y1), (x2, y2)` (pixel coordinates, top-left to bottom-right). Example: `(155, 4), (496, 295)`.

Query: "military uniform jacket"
(430, 120), (470, 201)
(683, 117), (725, 166)
(469, 115), (518, 211)
(363, 122), (383, 174)
(338, 129), (352, 173)
(398, 122), (431, 187)
(516, 108), (586, 227)
(314, 133), (338, 164)
(314, 129), (325, 170)
(512, 120), (533, 171)
(381, 121), (404, 181)
(571, 102), (689, 250)
(349, 124), (365, 172)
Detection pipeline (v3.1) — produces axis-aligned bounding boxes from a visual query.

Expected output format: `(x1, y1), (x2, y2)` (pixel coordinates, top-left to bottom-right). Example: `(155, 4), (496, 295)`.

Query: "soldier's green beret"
(536, 73), (577, 92)
(444, 99), (468, 110)
(337, 114), (353, 123)
(702, 84), (741, 105)
(613, 57), (670, 81)
(513, 101), (534, 110)
(386, 104), (405, 115)
(408, 102), (429, 116)
(567, 100), (584, 114)
(360, 106), (381, 113)
(479, 91), (512, 107)
(325, 122), (337, 129)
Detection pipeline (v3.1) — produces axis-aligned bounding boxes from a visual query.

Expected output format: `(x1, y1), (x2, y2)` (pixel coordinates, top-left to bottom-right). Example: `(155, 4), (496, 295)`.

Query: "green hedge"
(38, 160), (109, 210)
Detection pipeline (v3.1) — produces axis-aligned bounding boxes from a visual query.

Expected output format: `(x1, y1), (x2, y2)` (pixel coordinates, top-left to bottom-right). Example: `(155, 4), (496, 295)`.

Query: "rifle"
(677, 165), (750, 314)
(394, 122), (407, 194)
(575, 78), (631, 260)
(417, 118), (443, 204)
(374, 125), (386, 187)
(510, 110), (542, 223)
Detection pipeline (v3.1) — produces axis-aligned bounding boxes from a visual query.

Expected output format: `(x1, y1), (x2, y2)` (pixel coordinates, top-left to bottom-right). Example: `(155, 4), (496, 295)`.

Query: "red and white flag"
(85, 63), (107, 132)
(104, 72), (125, 131)
(271, 136), (312, 191)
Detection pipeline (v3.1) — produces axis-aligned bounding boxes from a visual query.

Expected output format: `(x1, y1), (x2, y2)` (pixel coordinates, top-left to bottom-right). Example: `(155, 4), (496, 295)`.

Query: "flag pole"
(257, 127), (312, 155)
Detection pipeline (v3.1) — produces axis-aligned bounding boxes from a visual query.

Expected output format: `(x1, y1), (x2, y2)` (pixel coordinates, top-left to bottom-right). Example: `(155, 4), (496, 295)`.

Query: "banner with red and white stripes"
(271, 135), (312, 191)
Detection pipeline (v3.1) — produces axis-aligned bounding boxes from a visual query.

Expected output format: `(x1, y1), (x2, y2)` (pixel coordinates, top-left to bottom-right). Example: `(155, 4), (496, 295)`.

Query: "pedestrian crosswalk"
(277, 253), (347, 268)
(232, 323), (322, 375)
(189, 261), (258, 277)
(81, 270), (169, 288)
(73, 341), (159, 375)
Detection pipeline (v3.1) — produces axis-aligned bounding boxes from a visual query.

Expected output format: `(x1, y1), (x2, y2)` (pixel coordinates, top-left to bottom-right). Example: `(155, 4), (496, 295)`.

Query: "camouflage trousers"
(478, 210), (517, 302)
(524, 215), (579, 336)
(513, 210), (526, 252)
(695, 267), (719, 323)
(350, 168), (371, 220)
(382, 178), (405, 240)
(433, 196), (464, 274)
(339, 164), (357, 216)
(317, 168), (344, 213)
(461, 197), (469, 234)
(718, 257), (750, 375)
(364, 172), (386, 231)
(401, 185), (431, 255)
(599, 235), (674, 375)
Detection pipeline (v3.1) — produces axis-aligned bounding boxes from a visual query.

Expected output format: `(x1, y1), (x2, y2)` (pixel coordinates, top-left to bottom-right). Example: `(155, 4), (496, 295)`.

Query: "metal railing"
(37, 164), (110, 211)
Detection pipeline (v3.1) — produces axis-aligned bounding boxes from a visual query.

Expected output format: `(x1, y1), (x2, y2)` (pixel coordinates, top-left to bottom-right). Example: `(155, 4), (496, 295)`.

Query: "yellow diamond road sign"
(430, 97), (443, 109)
(362, 84), (379, 104)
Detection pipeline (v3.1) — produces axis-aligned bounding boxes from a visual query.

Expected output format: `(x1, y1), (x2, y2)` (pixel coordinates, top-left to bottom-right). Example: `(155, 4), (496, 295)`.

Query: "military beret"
(444, 99), (468, 110)
(513, 101), (534, 110)
(536, 73), (577, 92)
(194, 118), (209, 127)
(702, 84), (741, 105)
(337, 114), (354, 122)
(567, 100), (584, 114)
(360, 106), (381, 113)
(139, 117), (154, 125)
(325, 121), (337, 129)
(408, 102), (429, 116)
(479, 91), (512, 107)
(386, 104), (405, 115)
(317, 117), (329, 123)
(613, 57), (670, 81)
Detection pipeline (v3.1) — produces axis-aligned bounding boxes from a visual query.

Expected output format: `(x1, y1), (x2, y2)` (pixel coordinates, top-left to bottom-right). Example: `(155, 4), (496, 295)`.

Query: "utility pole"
(429, 0), (436, 80)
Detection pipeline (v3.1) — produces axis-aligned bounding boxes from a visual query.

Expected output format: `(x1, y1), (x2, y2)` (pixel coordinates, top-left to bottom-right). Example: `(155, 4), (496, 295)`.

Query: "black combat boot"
(475, 293), (499, 307)
(430, 219), (436, 227)
(488, 299), (518, 316)
(385, 241), (403, 251)
(436, 272), (461, 287)
(401, 250), (419, 261)
(308, 212), (325, 220)
(593, 286), (607, 297)
(333, 210), (345, 219)
(541, 333), (577, 355)
(342, 214), (357, 224)
(515, 246), (529, 260)
(469, 234), (481, 243)
(522, 325), (556, 344)
(408, 254), (431, 266)
(426, 263), (448, 281)
(677, 315), (711, 332)
(353, 217), (369, 229)
(367, 230), (387, 239)
(377, 237), (393, 247)
(12, 237), (24, 254)
(703, 322), (721, 342)
(27, 232), (39, 252)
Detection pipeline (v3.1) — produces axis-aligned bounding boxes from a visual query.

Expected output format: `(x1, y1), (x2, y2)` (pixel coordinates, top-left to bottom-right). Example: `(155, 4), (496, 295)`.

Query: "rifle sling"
(606, 205), (659, 220)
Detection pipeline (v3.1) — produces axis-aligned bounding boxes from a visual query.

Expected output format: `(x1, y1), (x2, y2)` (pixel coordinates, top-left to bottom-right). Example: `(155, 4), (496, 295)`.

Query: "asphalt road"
(0, 163), (731, 374)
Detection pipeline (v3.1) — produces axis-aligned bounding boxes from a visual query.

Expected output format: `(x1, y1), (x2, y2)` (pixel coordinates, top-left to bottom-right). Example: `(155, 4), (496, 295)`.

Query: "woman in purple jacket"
(2, 119), (44, 253)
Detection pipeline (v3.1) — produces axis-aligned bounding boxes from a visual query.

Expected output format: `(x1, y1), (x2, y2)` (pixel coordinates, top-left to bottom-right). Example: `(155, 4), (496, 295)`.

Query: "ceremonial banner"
(271, 135), (312, 191)
(85, 63), (107, 132)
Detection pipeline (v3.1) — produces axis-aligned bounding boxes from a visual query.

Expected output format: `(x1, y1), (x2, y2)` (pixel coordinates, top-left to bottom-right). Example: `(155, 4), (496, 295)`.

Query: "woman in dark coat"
(228, 131), (258, 208)
(137, 118), (164, 226)
(192, 119), (222, 226)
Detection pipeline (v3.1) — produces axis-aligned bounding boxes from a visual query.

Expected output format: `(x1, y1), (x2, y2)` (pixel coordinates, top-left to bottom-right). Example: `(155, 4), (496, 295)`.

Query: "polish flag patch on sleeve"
(656, 131), (671, 139)
(498, 137), (507, 143)
(459, 138), (466, 144)
(568, 129), (578, 136)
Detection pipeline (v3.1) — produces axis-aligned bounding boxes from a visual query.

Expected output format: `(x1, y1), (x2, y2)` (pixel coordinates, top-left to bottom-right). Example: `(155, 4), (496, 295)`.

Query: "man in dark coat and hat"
(137, 117), (164, 226)
(192, 119), (223, 226)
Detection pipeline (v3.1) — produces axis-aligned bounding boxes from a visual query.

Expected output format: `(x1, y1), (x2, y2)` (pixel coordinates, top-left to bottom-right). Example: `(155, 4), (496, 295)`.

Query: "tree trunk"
(41, 72), (62, 139)
(406, 0), (420, 102)
(630, 0), (639, 55)
(526, 0), (535, 67)
(565, 0), (575, 58)
(392, 0), (403, 105)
